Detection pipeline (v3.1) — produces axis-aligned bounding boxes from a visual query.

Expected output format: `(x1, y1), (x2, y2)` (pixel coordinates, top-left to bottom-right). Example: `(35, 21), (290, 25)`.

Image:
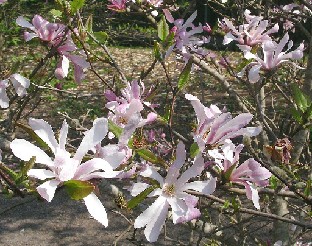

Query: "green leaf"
(291, 84), (310, 112)
(223, 164), (237, 182)
(49, 9), (62, 18)
(127, 185), (158, 209)
(70, 0), (85, 13)
(64, 180), (94, 200)
(154, 42), (163, 61)
(177, 59), (192, 90)
(93, 31), (108, 43)
(190, 143), (199, 158)
(16, 156), (36, 184)
(157, 15), (169, 41)
(290, 108), (303, 124)
(108, 120), (122, 138)
(16, 122), (50, 151)
(304, 179), (311, 197)
(85, 14), (93, 33)
(136, 149), (168, 168)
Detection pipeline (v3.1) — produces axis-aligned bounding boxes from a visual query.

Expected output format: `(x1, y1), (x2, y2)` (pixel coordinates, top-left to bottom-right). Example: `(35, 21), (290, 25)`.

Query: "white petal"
(10, 139), (53, 166)
(29, 118), (58, 154)
(27, 169), (55, 180)
(74, 118), (108, 162)
(37, 179), (60, 202)
(10, 73), (30, 96)
(128, 182), (150, 197)
(83, 192), (108, 227)
(16, 16), (34, 29)
(134, 196), (169, 242)
(59, 120), (68, 150)
(183, 177), (217, 195)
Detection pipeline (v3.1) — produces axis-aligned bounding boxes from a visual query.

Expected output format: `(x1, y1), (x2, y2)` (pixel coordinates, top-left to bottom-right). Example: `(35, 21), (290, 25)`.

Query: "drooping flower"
(185, 93), (261, 152)
(238, 32), (304, 83)
(16, 15), (90, 83)
(208, 140), (271, 209)
(10, 118), (125, 226)
(131, 142), (216, 242)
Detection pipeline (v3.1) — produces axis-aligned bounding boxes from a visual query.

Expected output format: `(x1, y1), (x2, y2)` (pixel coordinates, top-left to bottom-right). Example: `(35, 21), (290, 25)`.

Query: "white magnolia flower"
(131, 142), (216, 242)
(11, 118), (125, 227)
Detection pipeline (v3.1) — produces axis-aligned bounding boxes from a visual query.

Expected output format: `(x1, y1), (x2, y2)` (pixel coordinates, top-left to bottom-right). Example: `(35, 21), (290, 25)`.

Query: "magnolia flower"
(185, 94), (261, 151)
(238, 33), (304, 83)
(105, 80), (157, 144)
(163, 10), (209, 61)
(0, 74), (30, 108)
(208, 140), (271, 209)
(222, 9), (278, 47)
(131, 142), (216, 242)
(16, 15), (90, 83)
(0, 0), (7, 4)
(107, 0), (128, 12)
(11, 118), (125, 226)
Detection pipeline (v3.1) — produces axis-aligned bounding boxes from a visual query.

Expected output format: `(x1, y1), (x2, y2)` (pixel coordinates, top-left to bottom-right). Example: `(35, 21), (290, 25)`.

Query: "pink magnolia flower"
(131, 142), (216, 242)
(105, 80), (157, 145)
(185, 93), (261, 151)
(208, 140), (271, 209)
(107, 0), (128, 12)
(163, 10), (209, 61)
(10, 118), (125, 226)
(16, 15), (90, 83)
(238, 33), (304, 83)
(0, 0), (7, 4)
(222, 9), (279, 47)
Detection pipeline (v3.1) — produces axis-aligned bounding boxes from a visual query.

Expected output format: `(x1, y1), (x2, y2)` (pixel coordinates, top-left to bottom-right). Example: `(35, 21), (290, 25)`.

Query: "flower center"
(163, 184), (175, 197)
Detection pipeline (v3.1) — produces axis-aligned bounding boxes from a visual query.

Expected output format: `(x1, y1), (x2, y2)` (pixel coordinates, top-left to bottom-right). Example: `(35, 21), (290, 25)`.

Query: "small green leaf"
(290, 108), (303, 124)
(291, 84), (310, 112)
(71, 0), (85, 13)
(177, 59), (192, 90)
(108, 120), (122, 138)
(64, 180), (94, 200)
(127, 185), (158, 209)
(136, 149), (168, 168)
(85, 14), (93, 33)
(49, 9), (62, 18)
(16, 156), (36, 184)
(190, 143), (199, 158)
(304, 179), (311, 197)
(93, 31), (108, 43)
(154, 42), (163, 61)
(223, 164), (237, 182)
(269, 175), (278, 190)
(157, 15), (169, 41)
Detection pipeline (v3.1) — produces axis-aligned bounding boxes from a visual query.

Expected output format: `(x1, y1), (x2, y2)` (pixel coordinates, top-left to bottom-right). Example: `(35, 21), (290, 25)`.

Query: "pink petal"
(10, 73), (30, 96)
(55, 55), (69, 80)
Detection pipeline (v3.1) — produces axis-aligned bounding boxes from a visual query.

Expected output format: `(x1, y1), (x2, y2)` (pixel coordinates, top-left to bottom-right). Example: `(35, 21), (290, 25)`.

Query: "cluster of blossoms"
(16, 15), (90, 83)
(220, 9), (304, 83)
(9, 90), (272, 242)
(108, 0), (163, 15)
(163, 10), (210, 62)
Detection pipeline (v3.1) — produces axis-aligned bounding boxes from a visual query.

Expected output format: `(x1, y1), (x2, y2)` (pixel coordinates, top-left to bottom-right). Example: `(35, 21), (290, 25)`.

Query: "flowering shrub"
(0, 0), (311, 245)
